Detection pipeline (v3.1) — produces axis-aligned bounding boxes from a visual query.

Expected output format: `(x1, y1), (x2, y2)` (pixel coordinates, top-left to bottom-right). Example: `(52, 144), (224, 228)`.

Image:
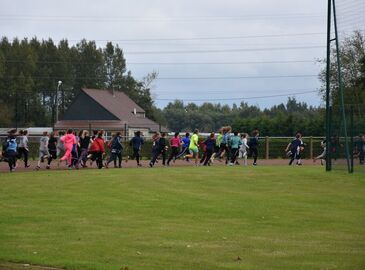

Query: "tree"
(319, 31), (365, 109)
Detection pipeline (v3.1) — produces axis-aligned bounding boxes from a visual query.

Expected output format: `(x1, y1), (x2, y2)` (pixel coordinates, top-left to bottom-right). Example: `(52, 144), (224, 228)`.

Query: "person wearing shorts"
(185, 129), (199, 165)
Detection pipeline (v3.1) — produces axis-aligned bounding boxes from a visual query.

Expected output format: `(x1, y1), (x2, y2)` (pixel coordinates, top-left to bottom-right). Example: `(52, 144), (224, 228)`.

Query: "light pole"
(55, 81), (62, 125)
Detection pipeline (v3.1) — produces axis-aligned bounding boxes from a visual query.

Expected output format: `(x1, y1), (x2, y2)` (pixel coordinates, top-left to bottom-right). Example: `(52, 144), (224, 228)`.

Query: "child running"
(92, 130), (105, 169)
(313, 138), (326, 165)
(200, 132), (216, 166)
(129, 131), (144, 167)
(149, 132), (161, 167)
(285, 132), (304, 166)
(105, 132), (123, 168)
(212, 126), (231, 163)
(229, 131), (242, 165)
(59, 129), (77, 168)
(176, 132), (190, 162)
(78, 130), (91, 167)
(167, 132), (181, 166)
(248, 129), (260, 166)
(46, 132), (58, 169)
(184, 129), (199, 165)
(56, 131), (65, 160)
(3, 131), (17, 172)
(239, 133), (249, 166)
(87, 130), (99, 166)
(36, 131), (50, 170)
(17, 130), (30, 168)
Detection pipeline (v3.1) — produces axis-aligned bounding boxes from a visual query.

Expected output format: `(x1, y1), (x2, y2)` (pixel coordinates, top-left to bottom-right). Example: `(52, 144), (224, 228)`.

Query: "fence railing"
(1, 136), (326, 160)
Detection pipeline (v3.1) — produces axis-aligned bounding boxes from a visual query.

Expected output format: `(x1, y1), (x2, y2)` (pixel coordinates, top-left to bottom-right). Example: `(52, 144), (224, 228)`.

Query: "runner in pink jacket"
(60, 129), (77, 165)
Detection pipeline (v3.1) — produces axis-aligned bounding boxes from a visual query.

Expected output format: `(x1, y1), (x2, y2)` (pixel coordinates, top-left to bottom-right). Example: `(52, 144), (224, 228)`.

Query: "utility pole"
(325, 0), (332, 171)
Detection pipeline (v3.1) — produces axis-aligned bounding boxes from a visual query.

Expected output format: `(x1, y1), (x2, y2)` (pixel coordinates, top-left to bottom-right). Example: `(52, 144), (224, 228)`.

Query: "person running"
(239, 133), (249, 166)
(229, 131), (242, 165)
(59, 129), (77, 168)
(105, 132), (123, 168)
(3, 131), (17, 172)
(46, 132), (58, 169)
(129, 131), (144, 167)
(285, 132), (304, 166)
(149, 132), (161, 167)
(355, 134), (365, 165)
(89, 130), (105, 169)
(212, 126), (231, 163)
(184, 129), (200, 165)
(200, 132), (216, 166)
(70, 131), (80, 168)
(211, 129), (223, 163)
(176, 132), (190, 162)
(78, 130), (91, 167)
(159, 133), (168, 166)
(248, 129), (260, 166)
(17, 130), (30, 168)
(87, 130), (99, 166)
(167, 132), (181, 166)
(56, 131), (65, 160)
(313, 138), (326, 165)
(36, 131), (50, 170)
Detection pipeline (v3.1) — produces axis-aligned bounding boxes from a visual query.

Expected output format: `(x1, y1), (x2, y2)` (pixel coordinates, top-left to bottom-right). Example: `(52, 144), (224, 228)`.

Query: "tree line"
(0, 37), (156, 127)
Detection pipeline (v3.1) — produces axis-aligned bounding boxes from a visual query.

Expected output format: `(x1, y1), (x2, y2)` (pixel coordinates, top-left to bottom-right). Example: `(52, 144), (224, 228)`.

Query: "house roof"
(55, 88), (168, 132)
(82, 88), (145, 117)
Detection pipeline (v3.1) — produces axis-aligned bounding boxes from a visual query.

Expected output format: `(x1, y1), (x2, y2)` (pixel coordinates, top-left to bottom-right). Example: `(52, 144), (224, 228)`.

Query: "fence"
(1, 136), (326, 161)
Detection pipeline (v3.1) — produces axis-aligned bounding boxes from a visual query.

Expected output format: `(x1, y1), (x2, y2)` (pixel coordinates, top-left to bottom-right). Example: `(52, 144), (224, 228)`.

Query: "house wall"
(128, 128), (150, 137)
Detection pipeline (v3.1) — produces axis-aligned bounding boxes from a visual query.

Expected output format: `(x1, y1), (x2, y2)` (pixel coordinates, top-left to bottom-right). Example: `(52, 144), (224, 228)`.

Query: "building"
(54, 88), (168, 137)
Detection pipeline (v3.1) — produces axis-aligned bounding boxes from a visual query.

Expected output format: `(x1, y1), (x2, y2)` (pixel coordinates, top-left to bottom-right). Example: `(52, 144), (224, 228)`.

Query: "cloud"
(2, 0), (360, 108)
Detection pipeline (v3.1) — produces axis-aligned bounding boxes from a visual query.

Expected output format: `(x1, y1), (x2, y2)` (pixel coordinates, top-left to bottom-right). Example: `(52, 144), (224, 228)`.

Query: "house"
(54, 88), (168, 137)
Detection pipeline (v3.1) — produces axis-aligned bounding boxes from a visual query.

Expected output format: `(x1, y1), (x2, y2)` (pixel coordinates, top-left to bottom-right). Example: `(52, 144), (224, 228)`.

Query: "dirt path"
(0, 158), (321, 173)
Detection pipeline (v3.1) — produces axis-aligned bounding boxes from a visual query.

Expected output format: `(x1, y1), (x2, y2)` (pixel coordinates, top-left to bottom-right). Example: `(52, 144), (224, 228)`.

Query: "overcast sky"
(1, 0), (362, 108)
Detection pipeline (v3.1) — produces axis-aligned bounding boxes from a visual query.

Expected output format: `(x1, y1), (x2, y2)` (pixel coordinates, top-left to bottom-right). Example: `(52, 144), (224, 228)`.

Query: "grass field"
(0, 166), (365, 270)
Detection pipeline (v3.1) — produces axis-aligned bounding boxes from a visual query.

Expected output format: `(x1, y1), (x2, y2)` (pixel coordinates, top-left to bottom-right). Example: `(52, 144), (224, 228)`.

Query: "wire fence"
(327, 0), (365, 173)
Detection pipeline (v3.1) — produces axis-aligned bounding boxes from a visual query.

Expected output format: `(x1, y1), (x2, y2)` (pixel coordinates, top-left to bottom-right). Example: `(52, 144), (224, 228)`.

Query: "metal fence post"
(265, 136), (269, 159)
(310, 136), (313, 159)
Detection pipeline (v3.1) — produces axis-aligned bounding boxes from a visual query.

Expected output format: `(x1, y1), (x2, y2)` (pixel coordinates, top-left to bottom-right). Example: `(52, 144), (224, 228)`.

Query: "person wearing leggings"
(248, 130), (259, 166)
(4, 132), (17, 172)
(176, 133), (190, 162)
(167, 132), (181, 166)
(130, 131), (144, 167)
(105, 132), (123, 168)
(47, 132), (58, 169)
(200, 132), (216, 166)
(229, 131), (242, 165)
(17, 130), (30, 168)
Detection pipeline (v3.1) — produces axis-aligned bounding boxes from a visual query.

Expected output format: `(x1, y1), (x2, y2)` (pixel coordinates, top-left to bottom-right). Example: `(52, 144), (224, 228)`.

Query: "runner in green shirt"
(184, 129), (199, 165)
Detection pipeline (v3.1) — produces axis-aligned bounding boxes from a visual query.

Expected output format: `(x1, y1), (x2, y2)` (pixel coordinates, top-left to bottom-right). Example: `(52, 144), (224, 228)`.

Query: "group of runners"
(147, 127), (259, 168)
(0, 126), (260, 172)
(1, 127), (364, 172)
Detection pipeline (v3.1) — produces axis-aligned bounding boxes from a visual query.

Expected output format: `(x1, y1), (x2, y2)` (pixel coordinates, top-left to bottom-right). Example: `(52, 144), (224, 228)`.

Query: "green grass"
(0, 166), (365, 270)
